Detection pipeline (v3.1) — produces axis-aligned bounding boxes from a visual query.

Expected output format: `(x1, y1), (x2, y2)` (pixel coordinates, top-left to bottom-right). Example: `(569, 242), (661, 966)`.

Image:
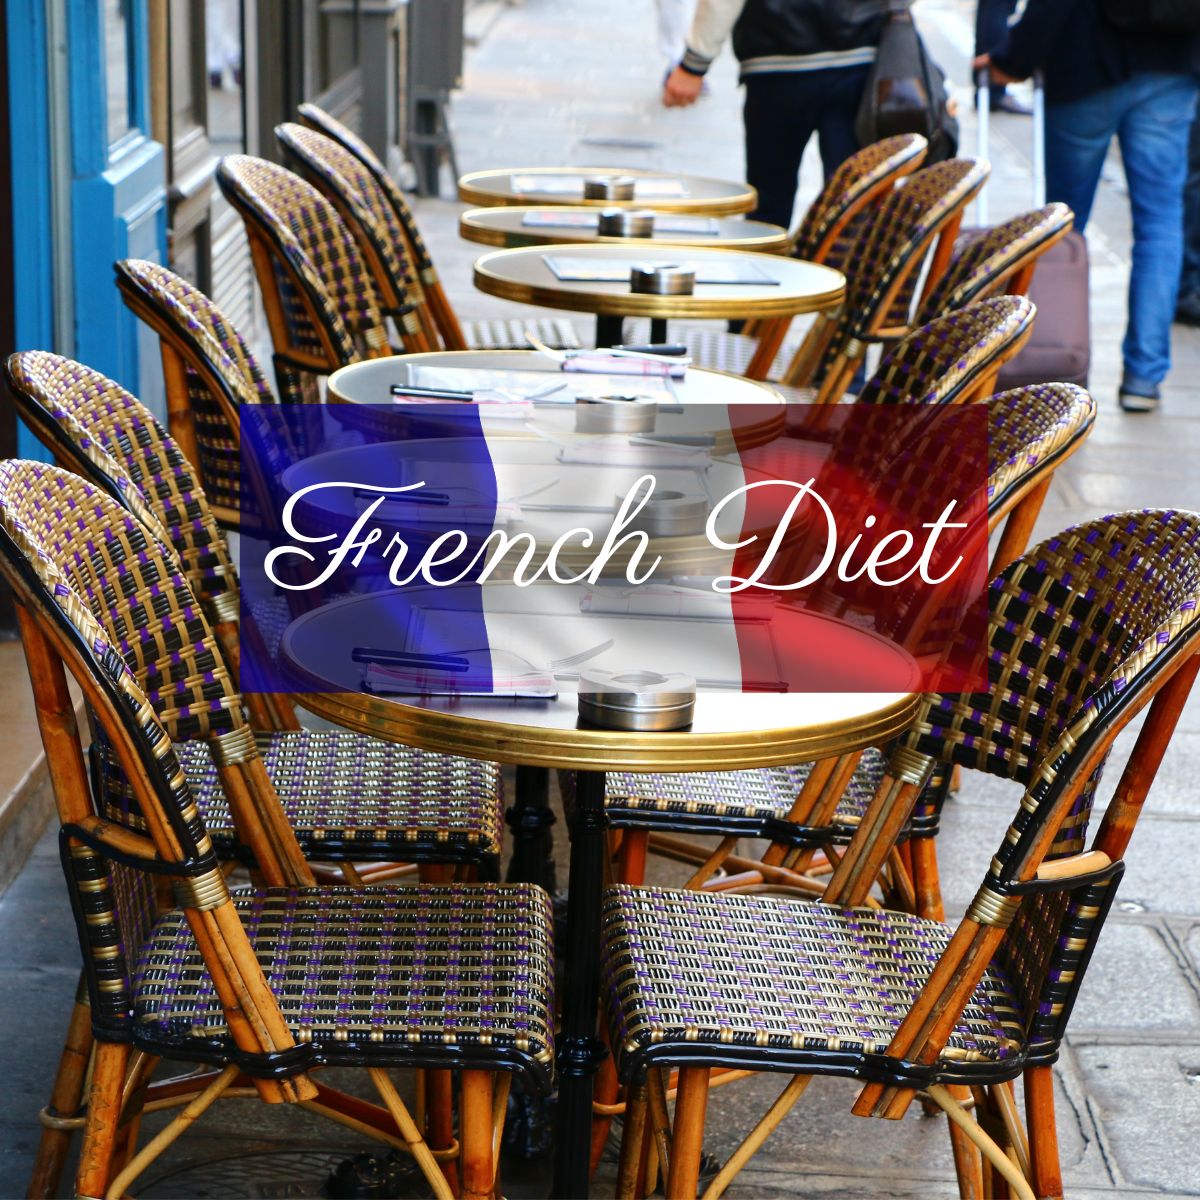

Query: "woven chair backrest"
(216, 154), (389, 364)
(986, 382), (1096, 514)
(296, 102), (435, 275)
(820, 157), (990, 370)
(856, 294), (1034, 407)
(916, 203), (1075, 324)
(908, 509), (1200, 845)
(792, 133), (929, 266)
(0, 460), (295, 1050)
(275, 122), (416, 315)
(4, 352), (240, 628)
(0, 456), (246, 753)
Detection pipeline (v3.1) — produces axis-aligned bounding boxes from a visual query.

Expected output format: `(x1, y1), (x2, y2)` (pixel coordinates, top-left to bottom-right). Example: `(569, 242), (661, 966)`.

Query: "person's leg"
(1117, 72), (1199, 398)
(744, 72), (819, 229)
(815, 63), (873, 180)
(1177, 102), (1200, 314)
(1043, 85), (1121, 233)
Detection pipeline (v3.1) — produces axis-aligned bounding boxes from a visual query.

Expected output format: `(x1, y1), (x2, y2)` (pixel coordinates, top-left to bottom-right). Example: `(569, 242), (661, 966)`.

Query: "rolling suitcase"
(975, 72), (1091, 388)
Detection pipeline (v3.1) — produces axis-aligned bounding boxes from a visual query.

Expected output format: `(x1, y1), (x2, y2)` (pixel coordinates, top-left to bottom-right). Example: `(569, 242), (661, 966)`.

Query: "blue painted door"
(67, 0), (167, 413)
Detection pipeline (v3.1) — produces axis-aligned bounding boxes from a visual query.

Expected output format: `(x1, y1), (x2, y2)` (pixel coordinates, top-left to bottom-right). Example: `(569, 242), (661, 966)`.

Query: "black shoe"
(1175, 291), (1200, 326)
(1118, 374), (1162, 413)
(991, 93), (1033, 115)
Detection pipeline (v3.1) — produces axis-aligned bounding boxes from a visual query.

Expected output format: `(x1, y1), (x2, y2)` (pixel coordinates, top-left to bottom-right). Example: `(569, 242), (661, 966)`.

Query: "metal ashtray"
(630, 264), (695, 295)
(584, 175), (636, 201)
(577, 669), (697, 731)
(598, 208), (655, 237)
(616, 488), (707, 536)
(575, 396), (658, 434)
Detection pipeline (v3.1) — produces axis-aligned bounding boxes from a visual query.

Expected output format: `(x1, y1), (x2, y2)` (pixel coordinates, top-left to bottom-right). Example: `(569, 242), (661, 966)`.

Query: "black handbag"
(1099, 0), (1200, 34)
(854, 0), (958, 161)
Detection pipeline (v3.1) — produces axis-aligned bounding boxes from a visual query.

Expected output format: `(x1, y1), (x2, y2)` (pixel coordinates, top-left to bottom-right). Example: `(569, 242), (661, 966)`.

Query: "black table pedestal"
(506, 765), (557, 894)
(551, 767), (609, 1199)
(593, 314), (670, 348)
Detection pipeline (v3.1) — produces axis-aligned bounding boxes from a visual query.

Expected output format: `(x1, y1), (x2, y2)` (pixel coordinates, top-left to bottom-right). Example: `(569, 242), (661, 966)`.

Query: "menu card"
(542, 255), (778, 286)
(509, 173), (690, 198)
(520, 211), (721, 235)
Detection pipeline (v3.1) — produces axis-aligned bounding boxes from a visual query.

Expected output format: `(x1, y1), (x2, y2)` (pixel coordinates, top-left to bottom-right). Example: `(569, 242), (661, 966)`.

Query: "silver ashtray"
(598, 208), (656, 237)
(630, 264), (695, 295)
(577, 669), (697, 730)
(617, 488), (707, 536)
(584, 175), (636, 201)
(575, 396), (658, 433)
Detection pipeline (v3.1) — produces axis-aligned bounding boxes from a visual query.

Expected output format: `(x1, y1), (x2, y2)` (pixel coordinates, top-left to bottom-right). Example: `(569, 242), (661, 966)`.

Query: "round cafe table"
(279, 590), (920, 1198)
(457, 166), (757, 216)
(471, 242), (845, 347)
(326, 349), (788, 451)
(459, 205), (790, 253)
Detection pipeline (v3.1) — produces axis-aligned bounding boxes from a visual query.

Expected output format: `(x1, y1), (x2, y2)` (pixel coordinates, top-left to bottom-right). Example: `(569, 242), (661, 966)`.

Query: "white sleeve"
(680, 0), (748, 74)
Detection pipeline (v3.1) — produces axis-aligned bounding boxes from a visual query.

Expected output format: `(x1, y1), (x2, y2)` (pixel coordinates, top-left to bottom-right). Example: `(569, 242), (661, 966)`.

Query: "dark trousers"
(975, 0), (1018, 103)
(743, 65), (871, 230)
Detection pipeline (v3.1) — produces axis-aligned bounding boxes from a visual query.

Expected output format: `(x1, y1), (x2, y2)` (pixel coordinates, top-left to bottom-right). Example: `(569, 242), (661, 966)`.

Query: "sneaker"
(1118, 374), (1161, 413)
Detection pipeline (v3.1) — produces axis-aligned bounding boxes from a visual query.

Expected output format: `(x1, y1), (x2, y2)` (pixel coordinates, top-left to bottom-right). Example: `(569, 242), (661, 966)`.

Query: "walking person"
(1176, 99), (1200, 326)
(974, 0), (1030, 113)
(977, 0), (1200, 413)
(656, 0), (700, 81)
(662, 0), (887, 230)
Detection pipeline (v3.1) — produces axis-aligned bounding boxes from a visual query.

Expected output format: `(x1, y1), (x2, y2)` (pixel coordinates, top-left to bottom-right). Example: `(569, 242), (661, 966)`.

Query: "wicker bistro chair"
(0, 461), (554, 1200)
(3, 350), (506, 876)
(733, 134), (930, 375)
(664, 157), (989, 387)
(216, 155), (392, 404)
(114, 258), (276, 530)
(292, 105), (580, 353)
(602, 508), (1200, 1200)
(915, 203), (1075, 325)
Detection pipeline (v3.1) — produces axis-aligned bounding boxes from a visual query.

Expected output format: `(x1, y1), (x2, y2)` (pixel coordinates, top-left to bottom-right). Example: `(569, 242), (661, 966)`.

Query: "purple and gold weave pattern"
(134, 883), (555, 1065)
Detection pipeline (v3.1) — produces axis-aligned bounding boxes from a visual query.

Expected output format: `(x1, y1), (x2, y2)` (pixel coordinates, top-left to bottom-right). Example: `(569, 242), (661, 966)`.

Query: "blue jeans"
(1181, 104), (1200, 300)
(1045, 72), (1198, 386)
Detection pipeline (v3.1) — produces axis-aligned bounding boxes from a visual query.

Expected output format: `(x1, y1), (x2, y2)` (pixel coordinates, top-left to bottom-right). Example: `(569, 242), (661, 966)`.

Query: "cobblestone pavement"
(1, 0), (1199, 1196)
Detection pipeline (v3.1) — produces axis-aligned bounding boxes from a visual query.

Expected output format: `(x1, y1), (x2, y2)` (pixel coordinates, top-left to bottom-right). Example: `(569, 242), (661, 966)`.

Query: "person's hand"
(971, 52), (1021, 87)
(663, 66), (704, 108)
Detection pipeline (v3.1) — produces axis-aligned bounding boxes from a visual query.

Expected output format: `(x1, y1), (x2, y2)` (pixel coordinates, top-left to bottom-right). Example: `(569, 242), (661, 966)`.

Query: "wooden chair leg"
(666, 1067), (709, 1200)
(590, 1028), (622, 1174)
(616, 829), (650, 886)
(616, 1082), (650, 1200)
(1024, 1066), (1064, 1200)
(909, 835), (945, 920)
(460, 1071), (494, 1200)
(29, 981), (93, 1199)
(75, 1041), (129, 1200)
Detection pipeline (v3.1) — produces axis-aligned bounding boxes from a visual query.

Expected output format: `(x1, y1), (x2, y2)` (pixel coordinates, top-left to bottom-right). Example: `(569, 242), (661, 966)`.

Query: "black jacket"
(732, 0), (887, 65)
(991, 0), (1200, 104)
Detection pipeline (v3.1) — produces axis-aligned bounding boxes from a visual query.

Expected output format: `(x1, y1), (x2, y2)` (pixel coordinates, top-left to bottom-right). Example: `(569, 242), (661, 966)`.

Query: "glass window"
(318, 0), (362, 94)
(206, 0), (245, 154)
(103, 0), (132, 145)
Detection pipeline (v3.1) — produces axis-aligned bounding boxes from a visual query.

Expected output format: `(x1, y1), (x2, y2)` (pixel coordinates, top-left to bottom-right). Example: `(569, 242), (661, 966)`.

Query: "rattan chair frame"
(606, 508), (1200, 1200)
(216, 155), (393, 404)
(113, 259), (278, 531)
(742, 134), (930, 377)
(296, 102), (469, 351)
(781, 158), (990, 402)
(1, 460), (552, 1200)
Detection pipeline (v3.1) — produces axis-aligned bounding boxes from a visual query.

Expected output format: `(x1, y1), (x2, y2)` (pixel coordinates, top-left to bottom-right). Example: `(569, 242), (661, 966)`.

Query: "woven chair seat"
(459, 316), (581, 351)
(602, 885), (1025, 1080)
(604, 747), (888, 840)
(133, 883), (555, 1082)
(175, 732), (504, 863)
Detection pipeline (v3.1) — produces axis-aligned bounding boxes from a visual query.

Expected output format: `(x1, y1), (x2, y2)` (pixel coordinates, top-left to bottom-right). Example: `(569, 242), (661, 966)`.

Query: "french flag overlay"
(238, 400), (988, 699)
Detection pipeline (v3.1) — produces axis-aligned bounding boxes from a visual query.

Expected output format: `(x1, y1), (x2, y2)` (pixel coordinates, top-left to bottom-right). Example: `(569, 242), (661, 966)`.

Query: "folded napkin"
(562, 353), (687, 379)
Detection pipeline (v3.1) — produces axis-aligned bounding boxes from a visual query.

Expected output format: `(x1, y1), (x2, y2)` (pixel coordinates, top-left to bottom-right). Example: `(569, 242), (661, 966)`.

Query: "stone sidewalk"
(1, 0), (1199, 1196)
